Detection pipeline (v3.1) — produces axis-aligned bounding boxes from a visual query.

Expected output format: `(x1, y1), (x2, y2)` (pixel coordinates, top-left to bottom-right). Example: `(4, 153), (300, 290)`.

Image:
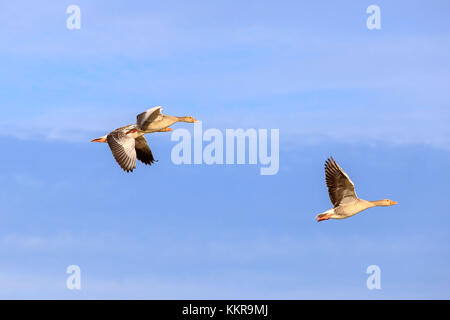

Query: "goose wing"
(136, 107), (163, 131)
(324, 157), (358, 207)
(106, 130), (137, 172)
(135, 136), (156, 165)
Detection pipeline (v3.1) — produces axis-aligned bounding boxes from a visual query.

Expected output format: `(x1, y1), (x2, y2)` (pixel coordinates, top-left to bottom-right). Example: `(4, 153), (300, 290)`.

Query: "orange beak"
(159, 127), (173, 132)
(390, 200), (398, 205)
(91, 137), (107, 142)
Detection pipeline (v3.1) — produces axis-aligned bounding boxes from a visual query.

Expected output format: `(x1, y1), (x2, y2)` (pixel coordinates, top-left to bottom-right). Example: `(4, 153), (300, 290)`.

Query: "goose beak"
(91, 137), (107, 142)
(160, 127), (173, 132)
(390, 200), (398, 205)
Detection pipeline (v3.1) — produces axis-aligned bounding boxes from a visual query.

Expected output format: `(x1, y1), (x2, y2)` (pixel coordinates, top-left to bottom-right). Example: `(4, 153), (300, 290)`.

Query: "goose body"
(91, 106), (198, 172)
(316, 157), (397, 222)
(136, 106), (197, 133)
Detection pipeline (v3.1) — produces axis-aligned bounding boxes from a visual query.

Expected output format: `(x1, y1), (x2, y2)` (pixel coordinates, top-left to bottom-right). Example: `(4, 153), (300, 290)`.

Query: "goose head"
(378, 199), (398, 206)
(180, 116), (198, 123)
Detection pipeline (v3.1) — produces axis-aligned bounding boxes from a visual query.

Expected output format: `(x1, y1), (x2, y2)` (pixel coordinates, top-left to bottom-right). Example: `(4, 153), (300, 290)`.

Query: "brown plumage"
(324, 156), (357, 207)
(105, 126), (156, 172)
(135, 136), (156, 166)
(316, 157), (398, 222)
(91, 106), (197, 172)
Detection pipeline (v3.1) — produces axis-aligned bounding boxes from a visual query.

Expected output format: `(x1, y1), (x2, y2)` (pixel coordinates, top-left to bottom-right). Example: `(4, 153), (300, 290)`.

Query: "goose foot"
(317, 214), (332, 222)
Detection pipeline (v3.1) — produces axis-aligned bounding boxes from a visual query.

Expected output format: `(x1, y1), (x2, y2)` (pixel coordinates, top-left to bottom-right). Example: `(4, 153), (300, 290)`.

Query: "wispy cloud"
(0, 2), (449, 150)
(1, 102), (448, 152)
(1, 1), (450, 299)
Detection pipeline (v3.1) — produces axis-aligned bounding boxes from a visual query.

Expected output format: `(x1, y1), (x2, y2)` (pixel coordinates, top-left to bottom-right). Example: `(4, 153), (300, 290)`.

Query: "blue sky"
(0, 0), (449, 298)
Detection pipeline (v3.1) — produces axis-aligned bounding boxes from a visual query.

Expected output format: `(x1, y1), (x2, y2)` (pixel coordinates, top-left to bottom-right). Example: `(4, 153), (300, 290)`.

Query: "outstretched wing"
(106, 131), (137, 172)
(135, 136), (156, 165)
(136, 107), (163, 131)
(324, 157), (358, 207)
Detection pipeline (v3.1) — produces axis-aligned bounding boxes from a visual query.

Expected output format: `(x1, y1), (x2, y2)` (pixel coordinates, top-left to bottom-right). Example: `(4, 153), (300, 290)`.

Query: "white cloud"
(0, 102), (449, 152)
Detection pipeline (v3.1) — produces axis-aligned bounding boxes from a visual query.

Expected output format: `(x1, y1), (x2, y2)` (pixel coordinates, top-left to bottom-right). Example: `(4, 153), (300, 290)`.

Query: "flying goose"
(132, 106), (198, 133)
(316, 157), (397, 222)
(91, 106), (198, 172)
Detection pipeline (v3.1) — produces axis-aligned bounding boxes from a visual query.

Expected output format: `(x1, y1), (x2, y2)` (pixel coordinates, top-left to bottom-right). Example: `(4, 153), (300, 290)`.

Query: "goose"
(131, 106), (198, 133)
(316, 157), (397, 222)
(91, 106), (198, 172)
